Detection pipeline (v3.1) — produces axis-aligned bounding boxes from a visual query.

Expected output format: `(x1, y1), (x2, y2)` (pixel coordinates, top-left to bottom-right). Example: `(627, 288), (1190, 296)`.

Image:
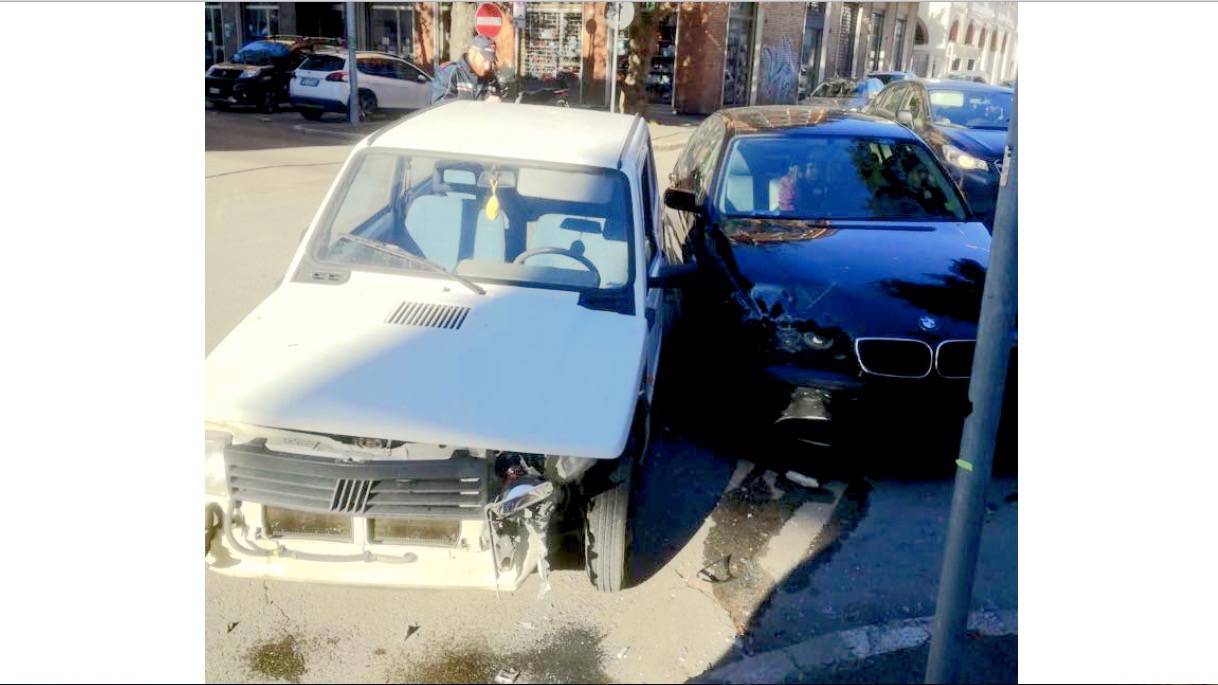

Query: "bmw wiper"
(336, 233), (486, 295)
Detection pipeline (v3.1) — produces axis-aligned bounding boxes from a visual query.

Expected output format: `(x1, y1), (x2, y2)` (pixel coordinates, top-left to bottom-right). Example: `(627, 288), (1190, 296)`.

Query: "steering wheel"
(513, 246), (601, 286)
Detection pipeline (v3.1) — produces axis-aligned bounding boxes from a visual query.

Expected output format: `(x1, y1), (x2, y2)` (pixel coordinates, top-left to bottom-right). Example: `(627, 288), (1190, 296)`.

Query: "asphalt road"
(205, 105), (1017, 684)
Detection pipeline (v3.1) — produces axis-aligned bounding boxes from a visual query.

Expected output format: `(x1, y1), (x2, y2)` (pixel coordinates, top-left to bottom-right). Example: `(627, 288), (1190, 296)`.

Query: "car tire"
(298, 109), (324, 121)
(358, 90), (377, 121)
(584, 457), (633, 592)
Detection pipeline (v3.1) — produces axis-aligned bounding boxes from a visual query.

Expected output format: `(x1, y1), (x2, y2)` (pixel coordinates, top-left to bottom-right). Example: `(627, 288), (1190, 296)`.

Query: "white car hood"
(206, 272), (646, 459)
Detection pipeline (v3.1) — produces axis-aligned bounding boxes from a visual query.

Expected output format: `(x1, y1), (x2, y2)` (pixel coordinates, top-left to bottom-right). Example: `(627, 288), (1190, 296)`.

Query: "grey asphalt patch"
(695, 609), (1017, 685)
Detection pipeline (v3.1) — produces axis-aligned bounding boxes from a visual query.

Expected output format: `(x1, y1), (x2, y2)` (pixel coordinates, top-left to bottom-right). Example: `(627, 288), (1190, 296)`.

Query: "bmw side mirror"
(896, 110), (914, 126)
(648, 262), (698, 289)
(663, 187), (703, 214)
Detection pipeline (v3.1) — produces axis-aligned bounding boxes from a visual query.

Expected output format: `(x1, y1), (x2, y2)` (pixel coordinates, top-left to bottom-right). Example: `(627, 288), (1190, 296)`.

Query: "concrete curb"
(694, 609), (1017, 684)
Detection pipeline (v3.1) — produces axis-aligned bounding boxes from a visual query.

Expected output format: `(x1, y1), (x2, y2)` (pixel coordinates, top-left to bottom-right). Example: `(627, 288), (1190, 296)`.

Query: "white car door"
(355, 56), (401, 109)
(391, 58), (432, 109)
(640, 141), (666, 406)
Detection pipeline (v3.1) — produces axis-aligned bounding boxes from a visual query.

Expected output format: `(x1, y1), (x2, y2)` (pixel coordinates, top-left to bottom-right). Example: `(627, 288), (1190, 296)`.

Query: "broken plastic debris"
(696, 555), (733, 583)
(615, 646), (631, 659)
(955, 459), (974, 472)
(226, 622), (239, 634)
(784, 470), (819, 489)
(493, 667), (520, 684)
(404, 624), (420, 642)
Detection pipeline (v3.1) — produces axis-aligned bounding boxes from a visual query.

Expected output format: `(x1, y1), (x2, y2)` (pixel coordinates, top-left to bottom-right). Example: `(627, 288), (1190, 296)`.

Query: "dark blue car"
(864, 78), (1013, 227)
(659, 107), (992, 453)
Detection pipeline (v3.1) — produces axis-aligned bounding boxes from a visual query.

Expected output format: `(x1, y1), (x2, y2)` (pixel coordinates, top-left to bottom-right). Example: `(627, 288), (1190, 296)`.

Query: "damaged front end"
(205, 425), (599, 592)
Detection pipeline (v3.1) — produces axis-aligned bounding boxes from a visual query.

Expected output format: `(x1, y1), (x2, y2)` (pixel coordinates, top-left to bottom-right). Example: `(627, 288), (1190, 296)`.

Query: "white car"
(205, 101), (690, 593)
(289, 49), (432, 121)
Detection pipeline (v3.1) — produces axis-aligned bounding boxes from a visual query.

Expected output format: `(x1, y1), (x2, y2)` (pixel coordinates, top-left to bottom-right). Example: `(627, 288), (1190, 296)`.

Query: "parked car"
(206, 36), (333, 112)
(659, 106), (989, 452)
(799, 77), (883, 110)
(867, 71), (916, 85)
(206, 101), (682, 593)
(943, 70), (989, 84)
(864, 78), (1012, 226)
(290, 50), (432, 120)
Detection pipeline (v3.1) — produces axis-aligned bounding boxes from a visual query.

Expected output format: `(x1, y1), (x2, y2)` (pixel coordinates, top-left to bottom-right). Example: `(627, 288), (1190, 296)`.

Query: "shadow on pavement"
(205, 104), (407, 152)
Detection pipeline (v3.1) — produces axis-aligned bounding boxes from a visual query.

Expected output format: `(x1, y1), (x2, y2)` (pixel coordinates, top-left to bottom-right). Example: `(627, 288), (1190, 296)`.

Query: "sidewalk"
(696, 610), (1017, 685)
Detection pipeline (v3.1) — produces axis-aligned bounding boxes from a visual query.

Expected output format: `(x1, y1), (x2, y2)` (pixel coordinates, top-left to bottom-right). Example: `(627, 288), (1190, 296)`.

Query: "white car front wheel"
(584, 457), (633, 592)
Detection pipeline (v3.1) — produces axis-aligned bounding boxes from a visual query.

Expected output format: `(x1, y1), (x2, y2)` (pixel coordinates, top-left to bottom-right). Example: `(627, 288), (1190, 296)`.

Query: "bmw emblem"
(918, 315), (938, 331)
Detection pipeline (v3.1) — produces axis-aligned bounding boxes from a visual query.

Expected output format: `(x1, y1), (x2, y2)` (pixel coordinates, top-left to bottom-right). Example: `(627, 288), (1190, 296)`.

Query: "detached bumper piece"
(224, 440), (491, 520)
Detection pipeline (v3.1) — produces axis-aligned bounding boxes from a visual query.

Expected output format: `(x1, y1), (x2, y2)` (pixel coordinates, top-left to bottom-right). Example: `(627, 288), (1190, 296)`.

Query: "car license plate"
(208, 87), (220, 94)
(301, 77), (319, 87)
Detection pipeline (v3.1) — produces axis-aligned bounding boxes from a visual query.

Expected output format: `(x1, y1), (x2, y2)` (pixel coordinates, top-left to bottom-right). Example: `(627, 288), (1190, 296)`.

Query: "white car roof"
(368, 101), (641, 170)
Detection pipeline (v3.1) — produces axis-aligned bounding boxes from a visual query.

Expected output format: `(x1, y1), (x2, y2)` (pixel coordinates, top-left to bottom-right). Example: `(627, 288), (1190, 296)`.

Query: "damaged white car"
(206, 101), (689, 592)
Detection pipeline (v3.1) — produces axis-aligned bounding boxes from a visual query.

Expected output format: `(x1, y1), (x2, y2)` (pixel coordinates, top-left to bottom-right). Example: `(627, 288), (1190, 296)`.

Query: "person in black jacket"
(430, 35), (501, 104)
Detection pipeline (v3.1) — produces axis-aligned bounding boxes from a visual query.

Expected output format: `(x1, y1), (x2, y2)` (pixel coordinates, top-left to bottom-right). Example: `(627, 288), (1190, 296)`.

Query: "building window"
(979, 28), (987, 50)
(952, 57), (961, 70)
(369, 5), (414, 57)
(965, 22), (974, 46)
(242, 4), (279, 42)
(892, 17), (906, 71)
(836, 2), (860, 77)
(948, 20), (958, 43)
(799, 2), (828, 100)
(722, 2), (758, 106)
(991, 31), (999, 52)
(1001, 33), (1008, 52)
(524, 5), (584, 81)
(867, 11), (884, 72)
(966, 58), (975, 70)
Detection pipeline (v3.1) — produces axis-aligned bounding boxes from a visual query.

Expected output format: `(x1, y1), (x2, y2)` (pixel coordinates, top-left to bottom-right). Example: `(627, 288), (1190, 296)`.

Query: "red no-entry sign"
(475, 3), (504, 39)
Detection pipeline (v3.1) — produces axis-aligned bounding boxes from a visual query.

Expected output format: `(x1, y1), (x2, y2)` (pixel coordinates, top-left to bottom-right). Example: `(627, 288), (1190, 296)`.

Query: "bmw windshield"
(310, 150), (634, 293)
(927, 88), (1013, 129)
(716, 135), (968, 226)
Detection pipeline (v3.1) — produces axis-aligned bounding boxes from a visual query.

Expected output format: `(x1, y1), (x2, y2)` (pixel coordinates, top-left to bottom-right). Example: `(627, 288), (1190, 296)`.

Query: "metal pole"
(924, 84), (1018, 684)
(609, 4), (619, 113)
(346, 1), (360, 125)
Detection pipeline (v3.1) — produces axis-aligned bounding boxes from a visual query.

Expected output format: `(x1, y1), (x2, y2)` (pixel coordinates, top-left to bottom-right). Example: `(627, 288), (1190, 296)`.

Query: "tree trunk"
(620, 3), (675, 116)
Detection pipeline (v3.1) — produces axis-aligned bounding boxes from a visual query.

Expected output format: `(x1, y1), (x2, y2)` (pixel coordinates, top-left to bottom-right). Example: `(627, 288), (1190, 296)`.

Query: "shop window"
(242, 4), (279, 42)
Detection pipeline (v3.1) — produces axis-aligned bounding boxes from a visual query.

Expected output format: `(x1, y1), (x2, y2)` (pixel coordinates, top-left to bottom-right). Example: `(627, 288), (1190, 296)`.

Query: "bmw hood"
(206, 273), (646, 459)
(941, 126), (1007, 159)
(717, 219), (991, 340)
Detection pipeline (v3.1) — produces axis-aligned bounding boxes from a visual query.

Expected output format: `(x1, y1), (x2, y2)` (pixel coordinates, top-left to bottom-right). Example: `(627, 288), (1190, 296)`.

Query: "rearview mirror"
(648, 262), (698, 289)
(663, 187), (703, 214)
(896, 109), (914, 126)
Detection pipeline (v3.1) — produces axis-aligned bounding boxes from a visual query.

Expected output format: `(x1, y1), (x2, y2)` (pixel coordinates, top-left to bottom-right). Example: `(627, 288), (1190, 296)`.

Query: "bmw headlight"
(775, 326), (835, 354)
(942, 144), (989, 172)
(238, 69), (260, 79)
(205, 430), (231, 496)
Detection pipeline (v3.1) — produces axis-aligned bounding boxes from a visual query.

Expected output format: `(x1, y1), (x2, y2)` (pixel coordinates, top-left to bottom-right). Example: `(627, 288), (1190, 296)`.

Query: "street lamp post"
(924, 85), (1018, 684)
(346, 1), (359, 125)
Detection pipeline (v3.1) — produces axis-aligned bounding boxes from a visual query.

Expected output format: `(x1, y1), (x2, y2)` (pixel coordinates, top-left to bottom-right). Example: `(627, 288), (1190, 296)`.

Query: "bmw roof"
(718, 106), (921, 141)
(367, 101), (642, 170)
(919, 78), (1014, 94)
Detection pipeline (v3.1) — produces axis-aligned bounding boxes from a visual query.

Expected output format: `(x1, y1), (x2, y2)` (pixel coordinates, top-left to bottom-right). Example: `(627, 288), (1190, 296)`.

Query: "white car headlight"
(942, 144), (989, 172)
(238, 69), (259, 79)
(205, 430), (231, 496)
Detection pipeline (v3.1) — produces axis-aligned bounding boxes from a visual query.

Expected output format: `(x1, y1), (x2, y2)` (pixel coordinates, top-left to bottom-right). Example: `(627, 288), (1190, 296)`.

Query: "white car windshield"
(312, 150), (634, 292)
